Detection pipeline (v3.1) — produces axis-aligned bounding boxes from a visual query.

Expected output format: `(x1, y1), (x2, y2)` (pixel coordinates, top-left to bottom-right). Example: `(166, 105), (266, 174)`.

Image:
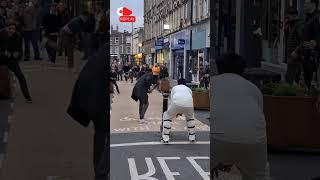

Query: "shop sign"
(178, 39), (185, 44)
(155, 39), (164, 47)
(164, 38), (170, 44)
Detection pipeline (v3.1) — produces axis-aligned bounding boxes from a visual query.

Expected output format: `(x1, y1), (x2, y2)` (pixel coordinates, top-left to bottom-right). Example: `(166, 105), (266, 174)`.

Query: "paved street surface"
(0, 53), (95, 180)
(110, 81), (210, 180)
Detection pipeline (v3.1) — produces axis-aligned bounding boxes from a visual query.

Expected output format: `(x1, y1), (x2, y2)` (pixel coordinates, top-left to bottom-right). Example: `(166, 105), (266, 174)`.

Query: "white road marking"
(110, 141), (210, 148)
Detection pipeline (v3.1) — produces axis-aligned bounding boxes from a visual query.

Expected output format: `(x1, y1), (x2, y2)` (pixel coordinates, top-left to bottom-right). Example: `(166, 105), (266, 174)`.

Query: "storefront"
(189, 21), (210, 83)
(143, 39), (155, 65)
(155, 39), (164, 65)
(170, 30), (189, 80)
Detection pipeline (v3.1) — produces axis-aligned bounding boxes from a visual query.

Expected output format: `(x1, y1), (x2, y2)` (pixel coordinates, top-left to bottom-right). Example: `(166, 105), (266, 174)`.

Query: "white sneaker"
(189, 134), (196, 142)
(162, 135), (170, 143)
(139, 119), (145, 124)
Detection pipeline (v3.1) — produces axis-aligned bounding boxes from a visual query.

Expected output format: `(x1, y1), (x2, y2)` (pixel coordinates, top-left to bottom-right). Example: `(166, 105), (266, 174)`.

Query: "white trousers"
(162, 104), (196, 136)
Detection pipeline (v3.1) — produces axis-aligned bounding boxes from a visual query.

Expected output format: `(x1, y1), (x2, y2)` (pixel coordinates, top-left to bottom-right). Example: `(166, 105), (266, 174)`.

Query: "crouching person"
(162, 78), (196, 143)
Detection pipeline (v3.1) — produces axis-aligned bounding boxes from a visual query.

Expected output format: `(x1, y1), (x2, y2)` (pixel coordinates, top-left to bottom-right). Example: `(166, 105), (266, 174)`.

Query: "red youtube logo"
(117, 7), (133, 16)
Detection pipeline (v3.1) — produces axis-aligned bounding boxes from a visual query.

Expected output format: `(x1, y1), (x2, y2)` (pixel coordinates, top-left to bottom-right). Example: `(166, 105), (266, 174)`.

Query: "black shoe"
(25, 99), (32, 104)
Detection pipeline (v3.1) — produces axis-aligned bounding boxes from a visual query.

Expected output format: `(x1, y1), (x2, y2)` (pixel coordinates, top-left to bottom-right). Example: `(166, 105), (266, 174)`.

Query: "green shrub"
(263, 83), (305, 96)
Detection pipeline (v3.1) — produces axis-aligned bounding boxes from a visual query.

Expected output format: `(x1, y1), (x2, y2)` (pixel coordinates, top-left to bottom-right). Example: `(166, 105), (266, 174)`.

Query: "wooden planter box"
(0, 66), (12, 99)
(192, 91), (210, 111)
(264, 95), (320, 150)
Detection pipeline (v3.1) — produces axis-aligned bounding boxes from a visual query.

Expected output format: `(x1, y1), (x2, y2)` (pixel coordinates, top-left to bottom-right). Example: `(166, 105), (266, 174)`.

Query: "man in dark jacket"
(0, 23), (32, 103)
(67, 47), (108, 179)
(300, 0), (320, 90)
(131, 69), (153, 123)
(285, 8), (304, 85)
(42, 4), (60, 64)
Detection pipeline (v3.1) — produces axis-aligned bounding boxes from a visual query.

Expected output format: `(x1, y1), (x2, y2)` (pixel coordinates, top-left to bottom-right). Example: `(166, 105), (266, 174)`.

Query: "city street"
(0, 53), (95, 180)
(110, 81), (210, 180)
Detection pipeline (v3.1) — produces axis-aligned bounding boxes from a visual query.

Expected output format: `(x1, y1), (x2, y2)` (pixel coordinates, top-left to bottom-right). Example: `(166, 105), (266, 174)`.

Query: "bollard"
(160, 92), (170, 133)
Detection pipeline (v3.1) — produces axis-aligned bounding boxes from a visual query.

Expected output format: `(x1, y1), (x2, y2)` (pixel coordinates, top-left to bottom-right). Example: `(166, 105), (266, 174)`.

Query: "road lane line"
(110, 141), (210, 148)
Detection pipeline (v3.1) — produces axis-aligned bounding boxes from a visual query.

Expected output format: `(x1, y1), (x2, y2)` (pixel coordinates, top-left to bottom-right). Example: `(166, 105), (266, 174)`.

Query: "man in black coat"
(131, 69), (153, 124)
(0, 23), (32, 103)
(67, 46), (108, 179)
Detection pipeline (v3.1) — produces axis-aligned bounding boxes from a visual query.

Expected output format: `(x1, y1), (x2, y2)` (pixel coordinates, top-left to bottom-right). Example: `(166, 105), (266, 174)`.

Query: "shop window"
(115, 37), (119, 44)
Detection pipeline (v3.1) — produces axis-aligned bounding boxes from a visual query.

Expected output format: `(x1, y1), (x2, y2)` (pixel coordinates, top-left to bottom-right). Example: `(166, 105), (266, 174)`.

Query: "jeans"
(45, 35), (58, 63)
(83, 32), (95, 58)
(23, 30), (40, 60)
(117, 71), (123, 81)
(139, 96), (149, 119)
(0, 59), (31, 100)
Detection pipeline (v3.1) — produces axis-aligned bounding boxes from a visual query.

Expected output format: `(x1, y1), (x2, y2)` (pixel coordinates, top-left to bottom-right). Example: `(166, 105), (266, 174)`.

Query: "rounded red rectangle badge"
(119, 16), (136, 23)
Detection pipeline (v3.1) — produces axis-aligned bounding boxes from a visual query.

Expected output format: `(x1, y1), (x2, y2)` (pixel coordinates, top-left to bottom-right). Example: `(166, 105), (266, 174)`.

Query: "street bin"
(0, 66), (12, 99)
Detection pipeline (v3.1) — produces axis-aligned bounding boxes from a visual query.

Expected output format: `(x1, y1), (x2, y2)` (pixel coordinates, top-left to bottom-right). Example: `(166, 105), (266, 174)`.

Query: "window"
(110, 46), (113, 54)
(126, 37), (131, 44)
(110, 39), (113, 44)
(115, 37), (119, 44)
(115, 46), (119, 54)
(127, 47), (131, 54)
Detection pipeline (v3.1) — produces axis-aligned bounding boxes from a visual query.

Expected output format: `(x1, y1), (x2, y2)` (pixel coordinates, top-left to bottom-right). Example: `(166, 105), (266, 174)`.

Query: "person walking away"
(110, 67), (120, 94)
(42, 4), (59, 64)
(0, 23), (32, 103)
(67, 47), (108, 179)
(0, 7), (7, 29)
(59, 11), (90, 72)
(131, 69), (154, 123)
(162, 78), (196, 143)
(152, 63), (161, 85)
(22, 1), (41, 61)
(211, 53), (271, 180)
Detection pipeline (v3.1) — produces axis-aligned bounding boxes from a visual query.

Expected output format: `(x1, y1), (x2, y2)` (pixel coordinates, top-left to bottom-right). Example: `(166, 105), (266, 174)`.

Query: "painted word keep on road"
(128, 156), (210, 180)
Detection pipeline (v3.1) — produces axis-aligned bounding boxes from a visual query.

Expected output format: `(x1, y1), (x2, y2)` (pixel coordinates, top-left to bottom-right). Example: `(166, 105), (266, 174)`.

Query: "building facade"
(144, 0), (210, 82)
(110, 26), (132, 64)
(132, 27), (144, 65)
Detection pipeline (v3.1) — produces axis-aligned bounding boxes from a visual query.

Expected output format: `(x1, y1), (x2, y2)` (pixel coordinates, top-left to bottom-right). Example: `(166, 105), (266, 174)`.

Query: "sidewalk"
(0, 53), (95, 180)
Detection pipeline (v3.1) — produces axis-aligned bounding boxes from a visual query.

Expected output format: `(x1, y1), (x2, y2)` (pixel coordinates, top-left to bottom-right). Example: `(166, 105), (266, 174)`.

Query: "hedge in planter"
(192, 87), (210, 111)
(262, 83), (320, 150)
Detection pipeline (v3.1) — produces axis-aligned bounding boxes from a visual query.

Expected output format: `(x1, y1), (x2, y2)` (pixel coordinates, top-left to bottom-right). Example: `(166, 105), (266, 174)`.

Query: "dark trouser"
(23, 30), (40, 60)
(139, 96), (149, 119)
(83, 32), (94, 58)
(92, 113), (108, 179)
(45, 35), (58, 63)
(0, 60), (31, 100)
(153, 75), (159, 84)
(303, 57), (316, 90)
(285, 58), (302, 85)
(59, 32), (75, 68)
(117, 71), (123, 81)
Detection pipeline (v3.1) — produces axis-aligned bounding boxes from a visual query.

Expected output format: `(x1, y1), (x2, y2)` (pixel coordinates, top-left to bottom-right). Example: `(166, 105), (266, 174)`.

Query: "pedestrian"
(211, 53), (271, 180)
(56, 2), (71, 57)
(42, 3), (59, 64)
(162, 78), (196, 143)
(22, 0), (41, 61)
(117, 62), (123, 81)
(67, 47), (108, 179)
(110, 67), (120, 94)
(131, 69), (154, 123)
(0, 23), (32, 103)
(159, 63), (169, 80)
(294, 0), (320, 90)
(59, 11), (90, 72)
(123, 63), (130, 82)
(152, 63), (161, 85)
(96, 8), (108, 48)
(82, 12), (96, 60)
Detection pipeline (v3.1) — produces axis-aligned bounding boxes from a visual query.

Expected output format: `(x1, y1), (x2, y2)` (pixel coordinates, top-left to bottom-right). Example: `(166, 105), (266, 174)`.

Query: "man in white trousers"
(162, 78), (196, 143)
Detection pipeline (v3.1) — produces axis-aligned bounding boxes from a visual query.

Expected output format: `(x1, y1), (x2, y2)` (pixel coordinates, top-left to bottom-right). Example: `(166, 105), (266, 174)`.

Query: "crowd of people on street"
(0, 0), (108, 103)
